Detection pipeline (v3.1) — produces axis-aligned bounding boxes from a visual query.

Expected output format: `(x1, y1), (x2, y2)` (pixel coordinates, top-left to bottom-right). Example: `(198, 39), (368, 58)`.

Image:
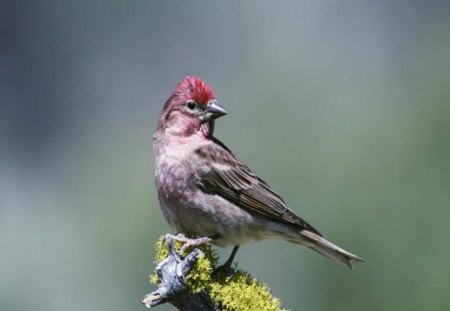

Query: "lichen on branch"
(144, 235), (288, 311)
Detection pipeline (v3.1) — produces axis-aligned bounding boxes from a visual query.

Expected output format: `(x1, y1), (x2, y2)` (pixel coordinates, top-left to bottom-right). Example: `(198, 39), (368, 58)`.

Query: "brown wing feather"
(195, 139), (322, 236)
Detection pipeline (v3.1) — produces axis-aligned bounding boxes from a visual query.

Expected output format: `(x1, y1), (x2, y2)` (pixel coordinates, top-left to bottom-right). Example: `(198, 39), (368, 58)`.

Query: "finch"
(153, 76), (363, 269)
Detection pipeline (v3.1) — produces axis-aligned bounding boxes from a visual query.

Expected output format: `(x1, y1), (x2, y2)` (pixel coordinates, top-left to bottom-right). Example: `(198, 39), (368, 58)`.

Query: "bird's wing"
(194, 139), (322, 236)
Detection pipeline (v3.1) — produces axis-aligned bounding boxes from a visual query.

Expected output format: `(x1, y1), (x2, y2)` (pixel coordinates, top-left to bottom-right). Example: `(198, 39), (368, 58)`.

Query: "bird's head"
(157, 76), (227, 138)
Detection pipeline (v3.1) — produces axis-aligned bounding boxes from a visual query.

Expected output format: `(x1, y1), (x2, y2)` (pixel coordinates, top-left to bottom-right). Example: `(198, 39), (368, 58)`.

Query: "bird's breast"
(153, 138), (201, 198)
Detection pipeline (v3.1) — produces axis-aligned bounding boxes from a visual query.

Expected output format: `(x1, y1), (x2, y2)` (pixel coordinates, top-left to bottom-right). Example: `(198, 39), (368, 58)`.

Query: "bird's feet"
(213, 246), (239, 278)
(164, 233), (214, 254)
(179, 236), (213, 253)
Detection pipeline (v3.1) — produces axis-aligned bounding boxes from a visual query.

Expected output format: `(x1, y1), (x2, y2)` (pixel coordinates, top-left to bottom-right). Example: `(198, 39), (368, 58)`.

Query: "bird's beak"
(204, 102), (227, 121)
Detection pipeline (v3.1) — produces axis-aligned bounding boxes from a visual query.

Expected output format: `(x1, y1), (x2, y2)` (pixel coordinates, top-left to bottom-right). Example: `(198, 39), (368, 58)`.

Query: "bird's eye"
(186, 101), (197, 110)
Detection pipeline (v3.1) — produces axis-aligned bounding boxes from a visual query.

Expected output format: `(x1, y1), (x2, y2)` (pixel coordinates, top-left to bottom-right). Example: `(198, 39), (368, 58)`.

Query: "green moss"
(209, 271), (287, 311)
(150, 236), (288, 311)
(150, 235), (219, 293)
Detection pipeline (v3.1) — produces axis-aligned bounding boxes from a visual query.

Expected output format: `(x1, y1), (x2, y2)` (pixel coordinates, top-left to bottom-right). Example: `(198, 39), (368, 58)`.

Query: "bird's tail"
(300, 230), (364, 269)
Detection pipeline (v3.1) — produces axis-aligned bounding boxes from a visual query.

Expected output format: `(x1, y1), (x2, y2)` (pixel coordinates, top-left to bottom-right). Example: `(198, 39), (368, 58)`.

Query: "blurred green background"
(1, 1), (450, 310)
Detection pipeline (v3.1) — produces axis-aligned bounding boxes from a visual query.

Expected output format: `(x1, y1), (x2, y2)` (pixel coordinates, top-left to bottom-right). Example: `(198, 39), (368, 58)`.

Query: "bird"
(153, 76), (364, 269)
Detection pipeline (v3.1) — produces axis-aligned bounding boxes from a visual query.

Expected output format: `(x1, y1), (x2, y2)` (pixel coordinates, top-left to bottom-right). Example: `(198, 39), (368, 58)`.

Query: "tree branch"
(142, 235), (218, 310)
(142, 234), (287, 311)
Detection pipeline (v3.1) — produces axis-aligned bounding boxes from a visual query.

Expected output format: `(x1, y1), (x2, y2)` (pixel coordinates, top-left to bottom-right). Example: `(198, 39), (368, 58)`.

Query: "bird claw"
(212, 245), (239, 278)
(179, 236), (213, 253)
(212, 261), (237, 279)
(163, 233), (213, 255)
(163, 233), (188, 244)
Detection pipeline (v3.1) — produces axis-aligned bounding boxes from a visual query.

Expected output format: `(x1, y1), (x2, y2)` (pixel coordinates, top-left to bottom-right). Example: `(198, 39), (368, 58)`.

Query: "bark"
(142, 236), (219, 311)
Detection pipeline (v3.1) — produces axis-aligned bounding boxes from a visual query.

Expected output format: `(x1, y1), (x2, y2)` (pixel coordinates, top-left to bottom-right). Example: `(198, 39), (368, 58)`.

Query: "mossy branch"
(142, 234), (288, 311)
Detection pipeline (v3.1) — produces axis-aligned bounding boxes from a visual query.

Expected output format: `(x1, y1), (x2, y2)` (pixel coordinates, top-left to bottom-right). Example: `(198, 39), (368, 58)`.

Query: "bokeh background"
(1, 1), (450, 310)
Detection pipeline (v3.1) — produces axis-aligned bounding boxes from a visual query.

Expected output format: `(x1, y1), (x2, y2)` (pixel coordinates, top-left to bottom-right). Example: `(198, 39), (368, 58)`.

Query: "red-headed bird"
(153, 76), (364, 269)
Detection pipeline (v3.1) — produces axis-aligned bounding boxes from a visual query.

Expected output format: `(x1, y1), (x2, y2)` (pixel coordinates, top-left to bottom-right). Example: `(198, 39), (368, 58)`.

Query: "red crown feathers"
(173, 76), (215, 105)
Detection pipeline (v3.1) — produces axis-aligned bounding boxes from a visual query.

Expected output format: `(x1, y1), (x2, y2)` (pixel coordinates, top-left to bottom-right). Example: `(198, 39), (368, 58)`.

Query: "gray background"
(1, 1), (450, 310)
